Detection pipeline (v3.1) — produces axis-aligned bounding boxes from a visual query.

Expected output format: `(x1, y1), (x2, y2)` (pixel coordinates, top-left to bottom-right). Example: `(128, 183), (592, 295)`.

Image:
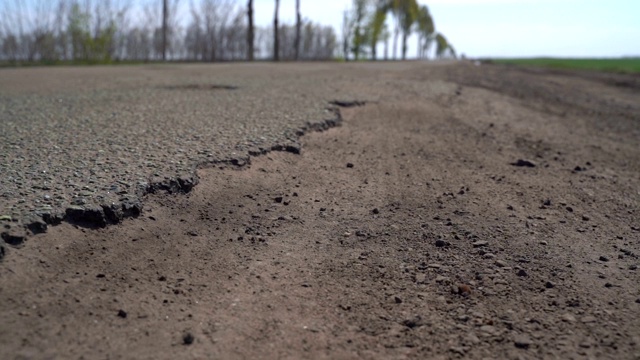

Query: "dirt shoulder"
(1, 63), (639, 359)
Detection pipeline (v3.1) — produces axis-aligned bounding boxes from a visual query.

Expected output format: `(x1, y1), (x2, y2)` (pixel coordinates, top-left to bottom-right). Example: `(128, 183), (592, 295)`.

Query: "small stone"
(402, 316), (423, 328)
(479, 325), (497, 335)
(394, 296), (402, 304)
(582, 215), (590, 221)
(517, 269), (528, 277)
(372, 208), (379, 214)
(581, 316), (597, 323)
(415, 273), (427, 283)
(346, 163), (354, 168)
(511, 159), (536, 167)
(495, 260), (508, 267)
(454, 284), (472, 296)
(465, 332), (481, 345)
(472, 240), (488, 248)
(514, 335), (533, 349)
(560, 313), (576, 322)
(183, 333), (195, 345)
(435, 275), (449, 283)
(599, 256), (609, 262)
(435, 239), (448, 247)
(274, 196), (283, 203)
(630, 265), (638, 270)
(545, 281), (555, 289)
(427, 263), (441, 269)
(117, 309), (127, 318)
(604, 282), (613, 288)
(539, 240), (548, 245)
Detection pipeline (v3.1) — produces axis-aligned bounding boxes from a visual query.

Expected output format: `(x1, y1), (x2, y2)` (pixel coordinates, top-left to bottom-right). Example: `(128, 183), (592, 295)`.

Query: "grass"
(490, 57), (640, 74)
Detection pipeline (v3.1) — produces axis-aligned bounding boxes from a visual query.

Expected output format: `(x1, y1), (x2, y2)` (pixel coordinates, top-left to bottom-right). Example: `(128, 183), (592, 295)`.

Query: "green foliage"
(369, 7), (387, 56)
(492, 58), (640, 74)
(435, 32), (455, 59)
(350, 0), (371, 60)
(67, 3), (115, 64)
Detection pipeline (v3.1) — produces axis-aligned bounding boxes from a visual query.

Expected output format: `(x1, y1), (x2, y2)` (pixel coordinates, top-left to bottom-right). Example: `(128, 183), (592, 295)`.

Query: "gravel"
(0, 63), (403, 235)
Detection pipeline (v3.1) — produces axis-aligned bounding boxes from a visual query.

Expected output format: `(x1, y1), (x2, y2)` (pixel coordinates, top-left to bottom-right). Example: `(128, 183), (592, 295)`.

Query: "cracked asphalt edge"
(0, 101), (367, 258)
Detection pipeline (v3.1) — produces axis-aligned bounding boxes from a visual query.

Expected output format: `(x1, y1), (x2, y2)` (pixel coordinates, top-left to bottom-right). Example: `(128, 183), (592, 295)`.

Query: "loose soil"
(1, 62), (639, 359)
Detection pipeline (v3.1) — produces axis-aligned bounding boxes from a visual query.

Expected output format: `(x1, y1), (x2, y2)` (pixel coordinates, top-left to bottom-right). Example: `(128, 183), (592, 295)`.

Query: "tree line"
(342, 0), (455, 61)
(0, 0), (454, 64)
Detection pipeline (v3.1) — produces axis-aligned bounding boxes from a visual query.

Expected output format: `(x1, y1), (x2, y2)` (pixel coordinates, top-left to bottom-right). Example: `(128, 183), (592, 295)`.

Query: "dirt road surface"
(1, 62), (639, 359)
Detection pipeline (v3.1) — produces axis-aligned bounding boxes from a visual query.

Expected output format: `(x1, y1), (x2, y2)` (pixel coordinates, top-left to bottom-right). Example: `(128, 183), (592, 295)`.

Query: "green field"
(491, 58), (640, 74)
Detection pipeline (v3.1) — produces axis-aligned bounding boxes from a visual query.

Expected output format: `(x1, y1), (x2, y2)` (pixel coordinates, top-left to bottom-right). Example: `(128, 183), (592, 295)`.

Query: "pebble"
(599, 256), (609, 262)
(517, 269), (528, 277)
(511, 159), (536, 167)
(453, 284), (472, 296)
(539, 240), (548, 245)
(472, 240), (488, 248)
(560, 313), (576, 322)
(514, 334), (533, 349)
(435, 239), (448, 247)
(479, 325), (498, 336)
(581, 316), (597, 323)
(545, 281), (555, 289)
(346, 163), (354, 168)
(117, 309), (127, 318)
(415, 273), (426, 283)
(495, 260), (508, 267)
(465, 332), (481, 345)
(183, 333), (195, 345)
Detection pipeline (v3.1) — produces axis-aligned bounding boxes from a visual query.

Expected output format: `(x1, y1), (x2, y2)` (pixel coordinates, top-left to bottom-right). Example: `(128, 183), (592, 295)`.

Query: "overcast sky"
(252, 0), (640, 58)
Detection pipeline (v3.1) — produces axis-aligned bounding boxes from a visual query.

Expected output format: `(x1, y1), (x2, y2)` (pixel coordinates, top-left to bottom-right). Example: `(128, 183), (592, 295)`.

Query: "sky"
(253, 0), (640, 58)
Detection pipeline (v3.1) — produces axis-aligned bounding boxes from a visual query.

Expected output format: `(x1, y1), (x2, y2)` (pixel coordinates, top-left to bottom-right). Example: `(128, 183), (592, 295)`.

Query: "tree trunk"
(247, 0), (254, 60)
(401, 32), (408, 60)
(273, 0), (280, 61)
(392, 25), (399, 60)
(294, 0), (301, 60)
(371, 41), (376, 61)
(384, 39), (388, 60)
(162, 0), (168, 61)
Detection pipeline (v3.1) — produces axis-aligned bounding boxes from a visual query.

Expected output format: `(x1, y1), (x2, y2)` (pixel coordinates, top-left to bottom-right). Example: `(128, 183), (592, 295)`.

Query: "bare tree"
(247, 0), (253, 60)
(162, 0), (167, 60)
(294, 0), (301, 60)
(273, 0), (280, 61)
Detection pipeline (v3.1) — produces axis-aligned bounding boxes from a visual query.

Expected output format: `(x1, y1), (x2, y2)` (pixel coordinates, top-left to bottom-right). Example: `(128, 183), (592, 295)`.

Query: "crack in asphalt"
(0, 102), (356, 257)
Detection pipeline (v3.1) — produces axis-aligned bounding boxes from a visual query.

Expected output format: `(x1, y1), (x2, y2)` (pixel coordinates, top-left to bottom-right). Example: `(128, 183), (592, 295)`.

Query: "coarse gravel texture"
(0, 63), (407, 234)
